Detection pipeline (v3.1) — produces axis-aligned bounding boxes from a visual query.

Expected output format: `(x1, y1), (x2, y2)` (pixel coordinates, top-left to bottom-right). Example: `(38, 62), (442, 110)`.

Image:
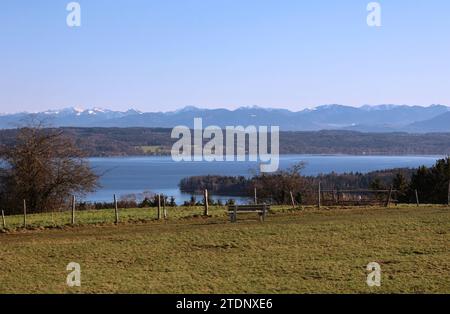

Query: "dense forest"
(1, 127), (450, 156)
(179, 168), (416, 196)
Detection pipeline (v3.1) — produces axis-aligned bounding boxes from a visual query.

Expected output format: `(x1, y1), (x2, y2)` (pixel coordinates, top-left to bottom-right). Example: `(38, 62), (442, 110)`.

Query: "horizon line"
(1, 103), (449, 115)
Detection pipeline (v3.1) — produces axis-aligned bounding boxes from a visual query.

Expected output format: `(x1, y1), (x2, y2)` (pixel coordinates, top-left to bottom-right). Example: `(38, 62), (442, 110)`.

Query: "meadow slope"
(0, 206), (449, 293)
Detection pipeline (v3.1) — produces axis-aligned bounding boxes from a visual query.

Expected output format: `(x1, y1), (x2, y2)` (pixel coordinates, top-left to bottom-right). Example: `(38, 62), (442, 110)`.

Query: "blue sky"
(0, 0), (449, 113)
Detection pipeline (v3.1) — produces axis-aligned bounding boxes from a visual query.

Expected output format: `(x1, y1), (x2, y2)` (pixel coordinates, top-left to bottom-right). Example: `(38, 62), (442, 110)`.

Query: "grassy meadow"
(0, 205), (449, 293)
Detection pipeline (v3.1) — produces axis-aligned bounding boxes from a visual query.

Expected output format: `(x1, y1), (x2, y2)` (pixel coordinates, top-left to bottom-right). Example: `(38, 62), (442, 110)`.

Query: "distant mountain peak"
(72, 107), (84, 113)
(313, 104), (352, 112)
(125, 108), (143, 114)
(0, 104), (449, 132)
(175, 105), (202, 113)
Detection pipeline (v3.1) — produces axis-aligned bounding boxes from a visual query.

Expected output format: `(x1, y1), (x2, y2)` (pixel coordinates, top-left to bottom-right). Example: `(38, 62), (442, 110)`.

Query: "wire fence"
(0, 185), (434, 231)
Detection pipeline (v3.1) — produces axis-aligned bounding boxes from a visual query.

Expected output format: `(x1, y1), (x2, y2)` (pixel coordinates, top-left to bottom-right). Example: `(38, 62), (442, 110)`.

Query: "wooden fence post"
(204, 189), (209, 216)
(261, 203), (267, 223)
(290, 191), (295, 209)
(447, 181), (450, 206)
(23, 199), (27, 228)
(385, 186), (393, 208)
(254, 187), (257, 204)
(157, 194), (161, 220)
(114, 194), (119, 224)
(1, 210), (5, 229)
(71, 195), (76, 225)
(415, 190), (420, 207)
(318, 182), (321, 209)
(163, 197), (167, 219)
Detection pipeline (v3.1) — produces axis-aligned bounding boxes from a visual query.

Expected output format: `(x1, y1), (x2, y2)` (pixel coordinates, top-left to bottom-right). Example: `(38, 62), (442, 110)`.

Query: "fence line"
(289, 191), (295, 209)
(157, 194), (161, 220)
(1, 210), (5, 229)
(71, 195), (76, 225)
(23, 199), (27, 228)
(2, 186), (449, 230)
(203, 189), (209, 216)
(448, 182), (450, 206)
(163, 197), (167, 219)
(114, 194), (119, 224)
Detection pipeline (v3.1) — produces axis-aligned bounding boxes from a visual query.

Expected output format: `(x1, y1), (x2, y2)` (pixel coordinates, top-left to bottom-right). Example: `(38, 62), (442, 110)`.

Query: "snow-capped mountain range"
(1, 105), (450, 133)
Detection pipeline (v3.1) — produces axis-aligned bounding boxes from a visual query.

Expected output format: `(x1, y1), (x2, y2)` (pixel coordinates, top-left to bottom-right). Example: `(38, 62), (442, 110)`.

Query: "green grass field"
(0, 205), (449, 293)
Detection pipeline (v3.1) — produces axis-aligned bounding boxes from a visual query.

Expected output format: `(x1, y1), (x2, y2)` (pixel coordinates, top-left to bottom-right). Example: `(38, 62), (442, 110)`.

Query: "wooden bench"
(227, 204), (269, 222)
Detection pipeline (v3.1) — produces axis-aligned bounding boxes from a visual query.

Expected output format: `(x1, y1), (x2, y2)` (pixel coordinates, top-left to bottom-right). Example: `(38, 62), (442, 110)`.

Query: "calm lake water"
(85, 155), (443, 204)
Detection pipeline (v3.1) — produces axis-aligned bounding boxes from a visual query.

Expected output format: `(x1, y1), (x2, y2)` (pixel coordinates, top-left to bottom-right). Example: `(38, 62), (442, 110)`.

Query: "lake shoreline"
(83, 155), (443, 203)
(87, 153), (447, 159)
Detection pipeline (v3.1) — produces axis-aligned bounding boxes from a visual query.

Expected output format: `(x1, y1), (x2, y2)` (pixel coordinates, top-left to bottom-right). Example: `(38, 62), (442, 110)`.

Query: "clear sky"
(0, 0), (449, 113)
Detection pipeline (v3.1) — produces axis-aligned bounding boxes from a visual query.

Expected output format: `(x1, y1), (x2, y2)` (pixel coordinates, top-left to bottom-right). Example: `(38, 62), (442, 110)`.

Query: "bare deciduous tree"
(0, 120), (99, 214)
(251, 162), (308, 204)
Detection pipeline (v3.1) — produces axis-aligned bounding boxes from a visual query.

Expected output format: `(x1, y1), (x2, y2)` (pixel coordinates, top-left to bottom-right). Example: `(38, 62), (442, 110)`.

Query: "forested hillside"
(1, 127), (450, 156)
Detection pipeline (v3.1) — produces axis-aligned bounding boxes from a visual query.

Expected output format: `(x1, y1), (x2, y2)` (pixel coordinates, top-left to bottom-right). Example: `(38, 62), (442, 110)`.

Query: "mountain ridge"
(1, 104), (449, 133)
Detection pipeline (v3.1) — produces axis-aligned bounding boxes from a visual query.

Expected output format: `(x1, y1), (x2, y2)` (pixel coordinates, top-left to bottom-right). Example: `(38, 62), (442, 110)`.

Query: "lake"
(85, 155), (443, 204)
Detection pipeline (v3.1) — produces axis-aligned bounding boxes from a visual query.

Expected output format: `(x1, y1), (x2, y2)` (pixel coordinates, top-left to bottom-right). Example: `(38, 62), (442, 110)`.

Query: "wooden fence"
(0, 184), (446, 230)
